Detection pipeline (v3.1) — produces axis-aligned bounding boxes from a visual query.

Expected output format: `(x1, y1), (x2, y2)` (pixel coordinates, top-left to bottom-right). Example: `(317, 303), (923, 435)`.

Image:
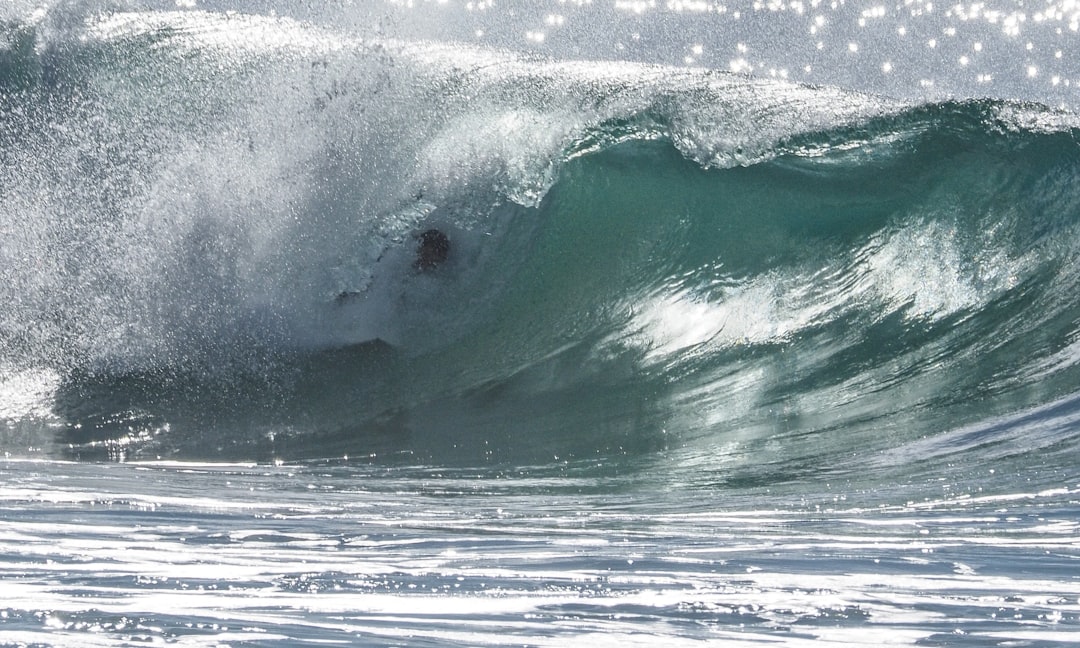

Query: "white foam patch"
(628, 268), (849, 361)
(857, 220), (1022, 322)
(630, 214), (1029, 365)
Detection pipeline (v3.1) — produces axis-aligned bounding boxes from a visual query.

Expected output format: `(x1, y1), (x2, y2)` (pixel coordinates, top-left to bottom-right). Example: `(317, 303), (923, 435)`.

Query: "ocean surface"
(3, 0), (1080, 645)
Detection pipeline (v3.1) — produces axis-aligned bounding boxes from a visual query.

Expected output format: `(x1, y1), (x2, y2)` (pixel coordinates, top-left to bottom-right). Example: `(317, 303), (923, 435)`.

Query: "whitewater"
(2, 0), (1080, 645)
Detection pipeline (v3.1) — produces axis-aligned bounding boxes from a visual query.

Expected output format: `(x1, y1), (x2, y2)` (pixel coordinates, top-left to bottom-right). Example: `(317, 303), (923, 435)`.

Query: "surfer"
(414, 228), (450, 271)
(334, 228), (450, 304)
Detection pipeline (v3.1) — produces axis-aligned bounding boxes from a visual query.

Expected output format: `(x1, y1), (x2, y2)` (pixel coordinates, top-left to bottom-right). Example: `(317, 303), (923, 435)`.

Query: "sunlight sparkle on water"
(389, 0), (1080, 108)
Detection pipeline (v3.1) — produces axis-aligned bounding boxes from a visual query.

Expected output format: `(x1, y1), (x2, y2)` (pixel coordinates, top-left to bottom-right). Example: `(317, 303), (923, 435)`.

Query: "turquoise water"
(2, 2), (1080, 645)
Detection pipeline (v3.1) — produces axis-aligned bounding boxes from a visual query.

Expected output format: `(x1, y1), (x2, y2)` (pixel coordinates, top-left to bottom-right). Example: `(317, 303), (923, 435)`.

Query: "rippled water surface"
(3, 456), (1080, 647)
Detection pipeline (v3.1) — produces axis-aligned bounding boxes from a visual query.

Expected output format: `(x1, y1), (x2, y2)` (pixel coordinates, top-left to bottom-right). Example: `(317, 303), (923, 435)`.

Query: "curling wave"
(2, 9), (1080, 477)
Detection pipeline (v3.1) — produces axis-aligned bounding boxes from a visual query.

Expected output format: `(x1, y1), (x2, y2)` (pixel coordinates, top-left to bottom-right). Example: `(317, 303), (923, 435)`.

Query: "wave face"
(3, 8), (1080, 482)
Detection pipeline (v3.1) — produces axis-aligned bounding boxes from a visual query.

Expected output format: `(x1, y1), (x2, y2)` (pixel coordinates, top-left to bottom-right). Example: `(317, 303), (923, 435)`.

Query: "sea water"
(2, 1), (1080, 645)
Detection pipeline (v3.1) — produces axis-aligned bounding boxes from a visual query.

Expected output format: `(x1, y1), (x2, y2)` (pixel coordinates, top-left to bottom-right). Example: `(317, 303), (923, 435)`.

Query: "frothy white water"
(0, 7), (903, 378)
